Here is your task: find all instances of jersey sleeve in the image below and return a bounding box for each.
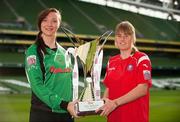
[136,55,152,87]
[25,48,63,110]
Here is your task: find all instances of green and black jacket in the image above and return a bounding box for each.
[25,43,73,113]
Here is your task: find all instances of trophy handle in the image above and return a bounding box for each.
[98,30,113,51]
[61,27,85,47]
[65,48,79,101]
[92,49,103,101]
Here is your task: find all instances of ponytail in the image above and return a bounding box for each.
[35,32,47,81]
[131,45,138,54]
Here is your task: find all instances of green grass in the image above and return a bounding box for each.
[0,90,180,122]
[0,94,30,122]
[150,89,180,122]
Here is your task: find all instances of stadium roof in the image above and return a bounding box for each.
[79,0,180,21]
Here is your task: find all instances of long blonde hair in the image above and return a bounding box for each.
[115,21,138,52]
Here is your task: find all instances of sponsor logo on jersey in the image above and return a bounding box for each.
[127,64,133,71]
[108,67,115,71]
[50,66,71,73]
[27,55,36,66]
[143,70,151,80]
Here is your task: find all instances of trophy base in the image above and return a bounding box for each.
[77,100,104,116]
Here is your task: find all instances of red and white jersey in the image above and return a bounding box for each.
[103,51,152,122]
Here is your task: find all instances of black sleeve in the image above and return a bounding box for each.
[60,101,69,110]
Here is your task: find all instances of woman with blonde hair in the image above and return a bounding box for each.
[96,21,152,122]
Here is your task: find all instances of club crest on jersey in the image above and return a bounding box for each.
[127,64,133,71]
[143,70,151,80]
[27,55,36,66]
[56,55,65,65]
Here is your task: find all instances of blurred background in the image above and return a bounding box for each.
[0,0,180,122]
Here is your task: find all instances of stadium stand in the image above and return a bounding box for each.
[0,0,180,77]
[0,0,179,40]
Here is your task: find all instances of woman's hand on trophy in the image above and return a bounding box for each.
[95,98,117,116]
[67,100,79,118]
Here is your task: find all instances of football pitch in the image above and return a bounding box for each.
[0,89,180,122]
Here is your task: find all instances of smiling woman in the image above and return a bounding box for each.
[96,21,152,122]
[40,11,61,41]
[24,8,78,122]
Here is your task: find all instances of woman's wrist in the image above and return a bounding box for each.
[113,99,119,108]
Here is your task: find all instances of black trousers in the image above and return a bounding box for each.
[29,106,74,122]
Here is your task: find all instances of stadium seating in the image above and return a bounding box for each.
[0,0,179,41]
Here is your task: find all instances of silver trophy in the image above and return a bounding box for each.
[62,27,112,116]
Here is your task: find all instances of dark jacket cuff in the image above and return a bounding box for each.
[60,101,69,110]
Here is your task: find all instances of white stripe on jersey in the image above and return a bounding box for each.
[137,55,150,66]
